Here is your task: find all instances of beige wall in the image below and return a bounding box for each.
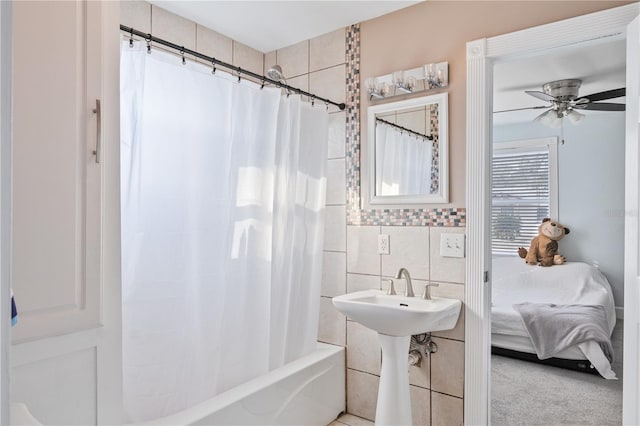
[361,0,633,208]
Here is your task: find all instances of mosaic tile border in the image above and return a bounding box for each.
[429,104,440,195]
[344,24,465,227]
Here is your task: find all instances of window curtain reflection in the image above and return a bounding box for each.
[375,122,432,196]
[120,42,328,423]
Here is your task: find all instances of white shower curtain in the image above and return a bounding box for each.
[120,42,328,422]
[375,123,432,196]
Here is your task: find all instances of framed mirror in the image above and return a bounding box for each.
[367,93,448,204]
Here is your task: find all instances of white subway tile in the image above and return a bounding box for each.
[276,40,309,78]
[429,227,466,284]
[410,385,431,426]
[381,226,430,281]
[347,273,382,293]
[232,41,264,76]
[196,25,233,64]
[347,321,381,375]
[328,112,346,159]
[121,0,151,34]
[318,296,346,346]
[324,206,346,252]
[326,158,346,206]
[151,6,196,52]
[322,251,346,298]
[431,391,463,426]
[347,226,380,275]
[310,28,346,72]
[347,369,379,421]
[430,338,464,398]
[309,65,346,113]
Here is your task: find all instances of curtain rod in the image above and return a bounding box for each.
[375,117,433,140]
[120,25,346,111]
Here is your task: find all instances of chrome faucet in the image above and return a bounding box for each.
[395,268,415,297]
[422,283,439,300]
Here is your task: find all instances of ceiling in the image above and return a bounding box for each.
[149,1,421,53]
[493,38,626,126]
[148,1,625,126]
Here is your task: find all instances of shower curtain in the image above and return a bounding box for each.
[375,122,432,196]
[120,43,328,422]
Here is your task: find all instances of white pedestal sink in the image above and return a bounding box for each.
[332,289,462,426]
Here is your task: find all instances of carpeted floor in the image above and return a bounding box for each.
[491,321,623,426]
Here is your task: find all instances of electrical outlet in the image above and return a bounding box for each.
[440,233,465,258]
[378,234,390,255]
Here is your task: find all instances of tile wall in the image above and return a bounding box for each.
[309,24,466,426]
[121,2,264,76]
[333,225,466,425]
[121,4,466,424]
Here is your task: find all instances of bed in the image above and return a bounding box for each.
[491,256,617,378]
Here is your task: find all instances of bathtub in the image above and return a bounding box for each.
[142,343,345,425]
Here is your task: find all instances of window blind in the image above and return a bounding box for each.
[492,147,551,255]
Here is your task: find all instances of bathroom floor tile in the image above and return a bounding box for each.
[334,412,375,426]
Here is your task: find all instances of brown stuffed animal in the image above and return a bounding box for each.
[518,218,570,267]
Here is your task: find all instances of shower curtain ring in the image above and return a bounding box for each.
[211,59,217,74]
[129,28,134,48]
[180,47,186,65]
[311,95,316,107]
[237,68,242,83]
[260,78,265,90]
[325,101,329,111]
[145,35,152,54]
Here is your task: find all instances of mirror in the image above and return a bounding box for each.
[367,93,448,204]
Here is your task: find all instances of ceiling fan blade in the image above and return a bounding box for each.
[493,105,548,114]
[525,91,557,102]
[578,102,625,111]
[581,88,626,102]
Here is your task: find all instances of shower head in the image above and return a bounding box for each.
[267,64,285,82]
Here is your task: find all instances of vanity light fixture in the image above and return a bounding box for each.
[424,62,448,89]
[392,71,417,94]
[364,77,391,99]
[365,62,449,101]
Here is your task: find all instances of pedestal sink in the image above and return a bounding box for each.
[332,289,462,426]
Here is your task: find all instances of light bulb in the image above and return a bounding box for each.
[392,71,405,88]
[566,109,585,125]
[364,77,376,94]
[534,109,563,128]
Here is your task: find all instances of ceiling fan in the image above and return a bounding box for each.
[495,79,626,128]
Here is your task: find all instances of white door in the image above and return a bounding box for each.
[10,1,121,424]
[623,15,640,426]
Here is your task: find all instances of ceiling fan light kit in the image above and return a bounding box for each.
[496,78,626,134]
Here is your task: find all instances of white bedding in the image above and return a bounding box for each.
[491,256,617,378]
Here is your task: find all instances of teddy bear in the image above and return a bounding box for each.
[517,218,570,266]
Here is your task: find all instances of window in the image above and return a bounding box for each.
[492,137,558,255]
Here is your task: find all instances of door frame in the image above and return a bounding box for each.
[464,3,640,425]
[623,14,639,425]
[0,1,11,424]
